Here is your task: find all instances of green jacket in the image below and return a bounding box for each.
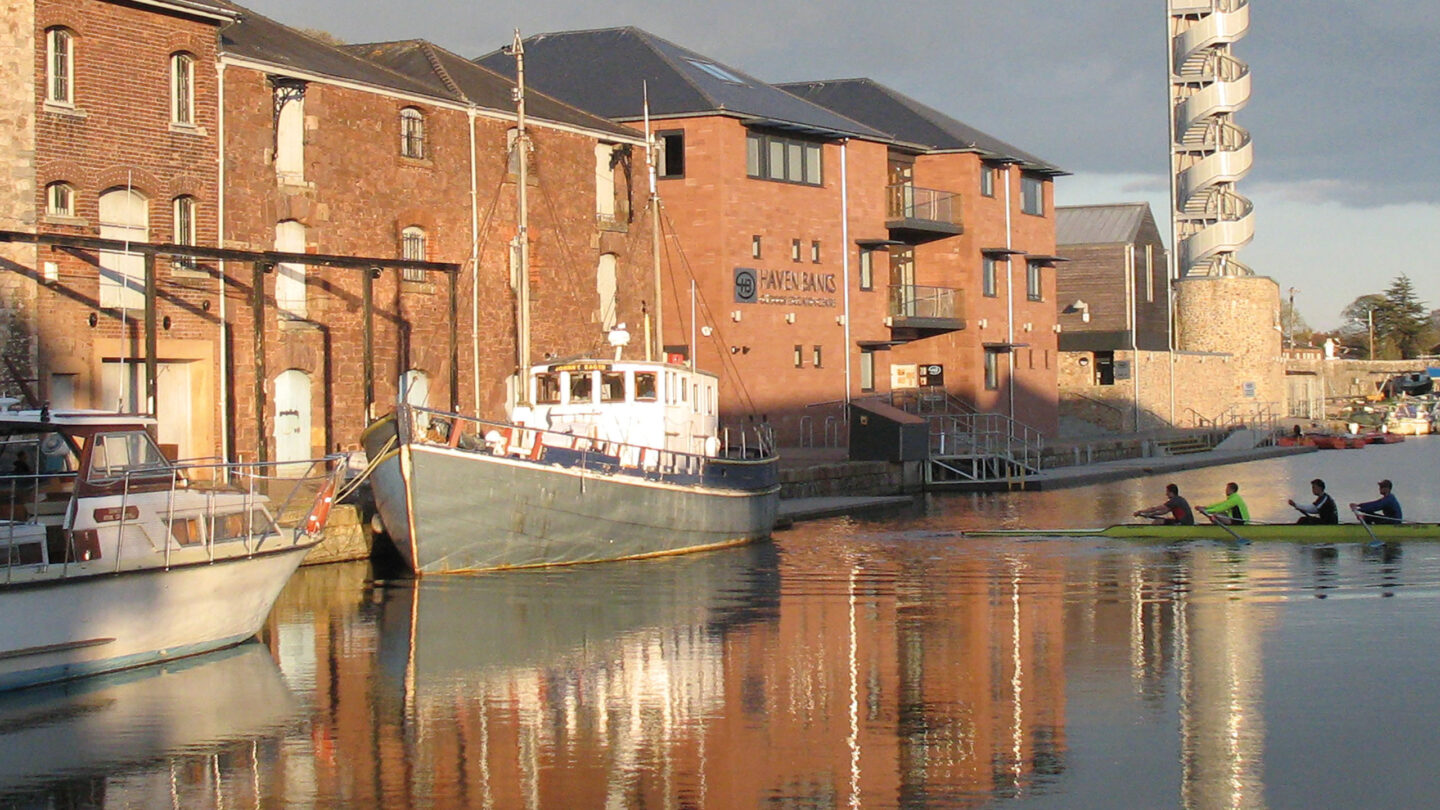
[1203,492,1251,522]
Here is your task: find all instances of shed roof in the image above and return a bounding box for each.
[1056,203,1155,245]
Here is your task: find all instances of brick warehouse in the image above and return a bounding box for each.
[2,0,654,462]
[480,29,1067,443]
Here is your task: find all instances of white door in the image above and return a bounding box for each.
[100,360,193,460]
[98,189,148,310]
[274,369,312,474]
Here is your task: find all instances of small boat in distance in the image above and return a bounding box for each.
[965,523,1440,542]
[0,407,340,692]
[362,355,781,574]
[1383,402,1434,436]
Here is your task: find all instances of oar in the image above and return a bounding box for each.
[1352,506,1382,546]
[1201,509,1249,545]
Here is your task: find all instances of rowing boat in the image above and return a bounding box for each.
[963,523,1440,542]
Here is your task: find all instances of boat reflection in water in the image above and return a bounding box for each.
[374,543,781,807]
[0,642,297,806]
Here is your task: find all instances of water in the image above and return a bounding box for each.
[3,439,1438,808]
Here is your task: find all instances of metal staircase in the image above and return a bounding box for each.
[882,391,1044,487]
[1169,0,1255,277]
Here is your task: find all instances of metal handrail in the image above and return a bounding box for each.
[887,284,964,321]
[886,184,962,226]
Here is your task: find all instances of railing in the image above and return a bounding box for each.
[1,456,339,581]
[400,406,776,484]
[928,412,1045,474]
[886,184,962,227]
[887,284,964,322]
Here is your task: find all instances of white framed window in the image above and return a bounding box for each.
[172,195,201,275]
[401,226,426,282]
[46,182,74,217]
[595,143,616,220]
[170,53,194,125]
[275,90,304,181]
[400,107,425,159]
[274,220,307,318]
[46,28,74,106]
[98,189,148,310]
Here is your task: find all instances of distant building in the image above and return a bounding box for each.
[479,28,1066,441]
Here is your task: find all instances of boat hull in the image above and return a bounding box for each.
[0,543,312,692]
[364,415,780,574]
[966,523,1440,542]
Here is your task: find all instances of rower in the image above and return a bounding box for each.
[1134,483,1195,526]
[1289,478,1339,525]
[1350,479,1402,525]
[1198,482,1250,525]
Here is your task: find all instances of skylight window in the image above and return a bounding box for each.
[685,59,745,84]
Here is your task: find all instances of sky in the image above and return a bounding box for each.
[239,0,1439,331]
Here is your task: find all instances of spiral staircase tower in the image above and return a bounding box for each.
[1168,0,1254,277]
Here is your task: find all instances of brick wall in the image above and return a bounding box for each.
[222,65,654,458]
[1,0,38,399]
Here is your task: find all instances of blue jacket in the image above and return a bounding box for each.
[1357,492,1402,522]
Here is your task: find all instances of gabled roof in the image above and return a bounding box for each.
[1056,203,1156,245]
[778,78,1064,174]
[473,27,889,141]
[138,0,237,20]
[218,5,442,98]
[345,40,641,140]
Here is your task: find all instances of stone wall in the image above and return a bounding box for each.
[0,0,37,400]
[779,459,918,498]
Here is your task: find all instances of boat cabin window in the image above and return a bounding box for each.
[88,431,171,481]
[679,375,688,403]
[535,373,561,405]
[0,432,80,480]
[569,371,594,404]
[600,371,626,403]
[635,372,658,402]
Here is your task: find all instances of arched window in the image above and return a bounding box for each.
[172,196,198,273]
[274,220,307,318]
[46,28,74,105]
[400,225,426,282]
[170,52,195,125]
[46,182,75,217]
[98,188,148,309]
[400,107,425,159]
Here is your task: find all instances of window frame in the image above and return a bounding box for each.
[810,240,821,264]
[46,28,74,106]
[1021,173,1045,216]
[1026,261,1043,302]
[46,182,75,218]
[982,256,998,298]
[655,130,685,179]
[171,195,202,275]
[859,349,875,392]
[984,349,1001,391]
[170,52,195,126]
[401,226,427,283]
[979,164,996,198]
[400,107,426,160]
[858,248,874,291]
[746,130,823,186]
[751,235,762,259]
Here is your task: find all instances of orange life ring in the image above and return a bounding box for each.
[304,480,336,535]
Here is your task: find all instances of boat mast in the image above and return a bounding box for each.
[511,29,531,406]
[644,83,662,363]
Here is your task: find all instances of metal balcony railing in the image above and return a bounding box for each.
[886,184,962,228]
[888,284,964,322]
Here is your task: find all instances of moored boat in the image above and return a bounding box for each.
[964,523,1440,542]
[0,408,340,692]
[362,357,781,574]
[1383,403,1433,436]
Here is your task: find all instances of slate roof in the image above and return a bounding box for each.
[779,78,1064,174]
[473,27,888,141]
[344,40,639,140]
[1056,203,1154,245]
[218,5,442,99]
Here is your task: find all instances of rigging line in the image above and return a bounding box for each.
[655,202,761,415]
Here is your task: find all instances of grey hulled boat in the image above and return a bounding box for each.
[361,357,780,574]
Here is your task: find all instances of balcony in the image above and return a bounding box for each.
[886,284,966,339]
[886,184,964,242]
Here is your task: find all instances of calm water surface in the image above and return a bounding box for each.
[4,439,1439,808]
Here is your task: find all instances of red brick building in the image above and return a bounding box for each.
[480,29,1066,441]
[3,1,651,463]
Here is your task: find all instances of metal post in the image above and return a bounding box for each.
[252,262,268,464]
[144,252,158,418]
[364,267,375,419]
[449,269,460,413]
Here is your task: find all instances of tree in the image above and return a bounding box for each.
[1338,294,1384,358]
[1281,300,1311,346]
[1374,274,1428,359]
